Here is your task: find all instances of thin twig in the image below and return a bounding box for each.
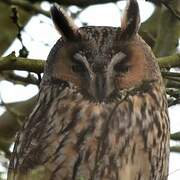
[166,80,180,89]
[1,71,39,86]
[168,98,180,107]
[164,76,180,83]
[11,6,29,57]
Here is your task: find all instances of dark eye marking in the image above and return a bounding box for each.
[110,51,130,73]
[113,60,130,73]
[71,53,87,73]
[72,60,86,73]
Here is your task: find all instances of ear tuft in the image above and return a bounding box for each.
[50,3,79,40]
[121,0,140,40]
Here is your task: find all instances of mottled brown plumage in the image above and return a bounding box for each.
[8,0,170,180]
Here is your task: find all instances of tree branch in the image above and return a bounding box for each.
[171,132,180,141]
[161,0,180,20]
[158,53,180,68]
[170,146,180,153]
[0,54,179,75]
[2,0,180,20]
[166,80,180,89]
[0,1,32,55]
[0,71,39,85]
[0,55,44,74]
[27,0,167,7]
[162,71,180,78]
[0,0,50,17]
[21,0,122,7]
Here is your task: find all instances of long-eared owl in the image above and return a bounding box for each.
[8,0,170,180]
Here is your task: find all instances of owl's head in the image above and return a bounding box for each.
[46,0,160,102]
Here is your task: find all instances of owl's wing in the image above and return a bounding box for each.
[8,166,51,180]
[7,82,68,180]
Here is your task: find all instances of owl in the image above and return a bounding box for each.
[8,0,170,180]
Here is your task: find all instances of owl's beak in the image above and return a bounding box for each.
[90,73,113,102]
[95,75,106,101]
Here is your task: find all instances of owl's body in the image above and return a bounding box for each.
[9,78,169,180]
[8,1,170,180]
